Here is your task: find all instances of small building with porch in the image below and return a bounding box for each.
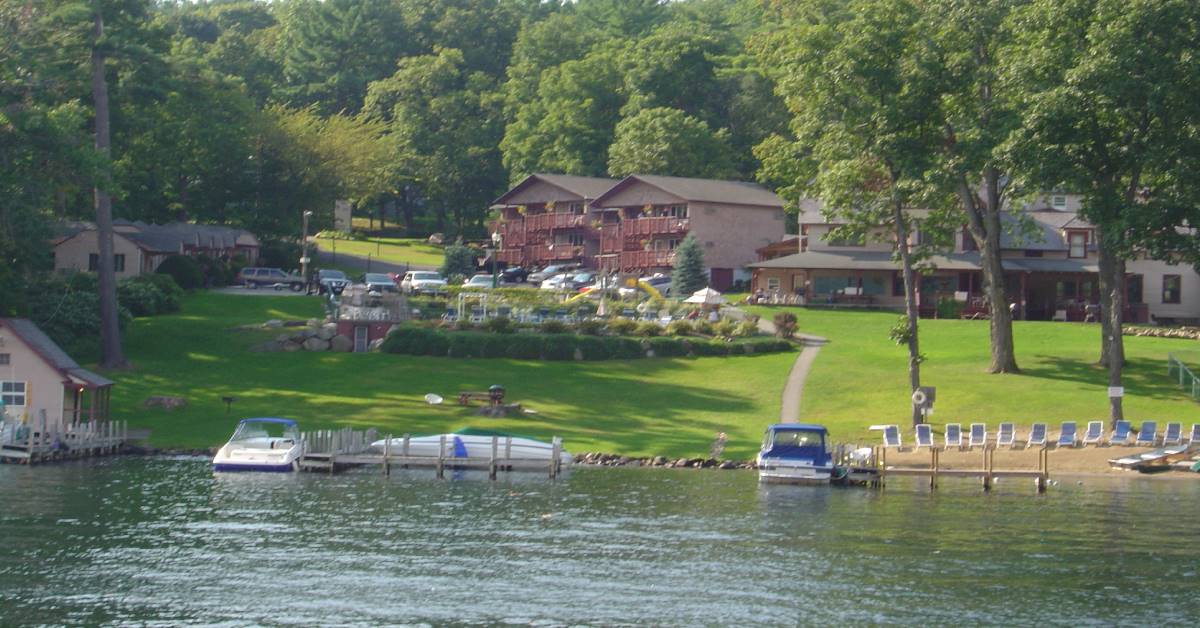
[0,319,113,432]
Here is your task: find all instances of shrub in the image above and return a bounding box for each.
[447,332,508,358]
[690,338,731,356]
[539,320,569,334]
[258,239,302,270]
[440,244,476,279]
[936,297,965,319]
[665,320,694,336]
[633,321,662,337]
[504,334,543,359]
[540,334,578,360]
[117,278,165,317]
[646,336,686,357]
[481,316,516,334]
[156,255,205,290]
[143,274,183,312]
[24,273,130,360]
[712,319,738,338]
[381,325,449,356]
[576,319,606,336]
[574,335,611,360]
[454,319,475,331]
[735,320,759,337]
[606,317,637,336]
[607,337,644,359]
[693,320,714,336]
[773,312,798,339]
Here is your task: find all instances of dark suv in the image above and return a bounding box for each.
[237,267,305,291]
[317,269,351,295]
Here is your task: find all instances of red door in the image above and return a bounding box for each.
[709,268,733,292]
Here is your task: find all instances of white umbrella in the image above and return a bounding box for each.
[684,287,724,305]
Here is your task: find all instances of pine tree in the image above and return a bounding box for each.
[670,234,706,297]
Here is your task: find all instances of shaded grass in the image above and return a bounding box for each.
[745,306,1200,443]
[313,236,444,268]
[102,293,793,459]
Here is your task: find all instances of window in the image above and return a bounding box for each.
[0,353,8,365]
[1057,280,1077,299]
[114,254,125,272]
[566,234,584,246]
[1127,274,1143,304]
[1163,275,1181,304]
[668,204,688,218]
[1,381,26,407]
[1068,231,1087,258]
[766,277,780,291]
[823,234,864,247]
[667,239,680,250]
[1052,195,1068,209]
[88,253,99,271]
[962,228,977,252]
[893,273,905,297]
[568,202,584,214]
[88,253,126,271]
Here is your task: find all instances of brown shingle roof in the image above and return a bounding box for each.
[492,174,619,205]
[1,319,113,388]
[592,175,784,208]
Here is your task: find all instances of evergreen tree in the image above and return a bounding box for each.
[670,234,707,296]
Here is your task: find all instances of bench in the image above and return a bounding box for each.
[458,390,505,406]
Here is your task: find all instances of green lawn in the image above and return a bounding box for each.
[747,306,1200,441]
[103,293,794,459]
[313,236,444,268]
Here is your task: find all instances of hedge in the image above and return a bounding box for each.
[379,325,792,361]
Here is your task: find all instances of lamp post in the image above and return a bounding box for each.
[491,231,502,289]
[300,210,313,293]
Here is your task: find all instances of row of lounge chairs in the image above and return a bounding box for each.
[881,421,1200,449]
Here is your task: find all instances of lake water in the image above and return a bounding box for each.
[1,457,1197,625]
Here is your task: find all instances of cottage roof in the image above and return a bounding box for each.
[749,250,984,271]
[492,174,619,206]
[53,221,259,254]
[0,318,113,388]
[592,174,784,208]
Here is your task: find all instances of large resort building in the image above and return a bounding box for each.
[749,195,1200,324]
[491,174,786,291]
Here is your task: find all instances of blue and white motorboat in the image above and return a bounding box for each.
[213,418,304,472]
[756,423,833,484]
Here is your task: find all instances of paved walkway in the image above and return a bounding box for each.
[721,306,827,423]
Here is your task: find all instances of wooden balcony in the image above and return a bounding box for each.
[496,248,523,265]
[623,216,689,238]
[600,224,622,253]
[527,244,585,263]
[493,219,526,247]
[620,249,674,270]
[525,212,587,231]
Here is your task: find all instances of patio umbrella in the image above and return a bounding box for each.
[684,287,724,305]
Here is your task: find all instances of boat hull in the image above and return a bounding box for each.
[371,434,572,466]
[213,462,295,472]
[757,456,832,484]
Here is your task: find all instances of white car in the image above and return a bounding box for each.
[400,271,447,294]
[619,275,672,298]
[539,273,571,291]
[463,274,497,289]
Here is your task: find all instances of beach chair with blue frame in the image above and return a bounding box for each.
[1081,420,1103,446]
[1161,422,1182,446]
[1056,422,1077,448]
[1189,424,1200,445]
[997,422,1015,448]
[968,423,987,448]
[915,424,933,449]
[1028,423,1047,447]
[944,423,962,449]
[1135,421,1157,446]
[882,425,902,449]
[1109,420,1132,446]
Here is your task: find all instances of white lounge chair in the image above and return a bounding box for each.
[1057,421,1077,448]
[1109,420,1132,446]
[944,423,962,449]
[1189,424,1200,445]
[1082,420,1103,446]
[997,423,1015,448]
[1162,422,1182,446]
[1028,423,1048,447]
[1135,421,1157,446]
[915,424,933,449]
[968,423,987,448]
[882,425,902,449]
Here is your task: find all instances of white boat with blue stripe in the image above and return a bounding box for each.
[756,424,834,484]
[212,418,303,472]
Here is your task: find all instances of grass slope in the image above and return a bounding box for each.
[106,293,793,459]
[313,236,444,268]
[748,306,1200,441]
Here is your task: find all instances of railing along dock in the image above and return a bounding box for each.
[0,417,128,465]
[832,442,1050,493]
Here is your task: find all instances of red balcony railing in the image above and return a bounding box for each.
[600,224,622,253]
[623,216,689,238]
[525,212,586,231]
[496,248,523,265]
[620,249,675,270]
[493,219,525,247]
[526,244,585,263]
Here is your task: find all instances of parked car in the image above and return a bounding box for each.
[318,269,351,295]
[501,266,530,284]
[463,273,497,289]
[237,267,305,291]
[619,274,672,298]
[362,272,398,293]
[565,271,597,292]
[539,273,571,291]
[527,264,579,285]
[400,271,447,295]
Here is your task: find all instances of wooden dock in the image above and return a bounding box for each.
[0,418,128,465]
[298,428,566,479]
[832,443,1050,492]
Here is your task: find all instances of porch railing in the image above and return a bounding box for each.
[1167,354,1200,401]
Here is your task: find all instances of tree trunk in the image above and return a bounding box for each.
[892,191,922,426]
[1096,236,1125,426]
[92,11,125,369]
[959,176,1019,373]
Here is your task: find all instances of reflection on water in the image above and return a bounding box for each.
[1,458,1198,625]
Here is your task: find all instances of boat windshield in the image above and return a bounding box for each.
[230,420,299,443]
[771,430,824,448]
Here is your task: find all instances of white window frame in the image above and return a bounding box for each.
[1,381,27,408]
[0,353,9,366]
[766,277,781,291]
[1052,195,1068,209]
[668,204,688,218]
[1068,231,1087,258]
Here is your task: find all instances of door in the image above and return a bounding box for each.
[709,268,733,292]
[353,326,368,353]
